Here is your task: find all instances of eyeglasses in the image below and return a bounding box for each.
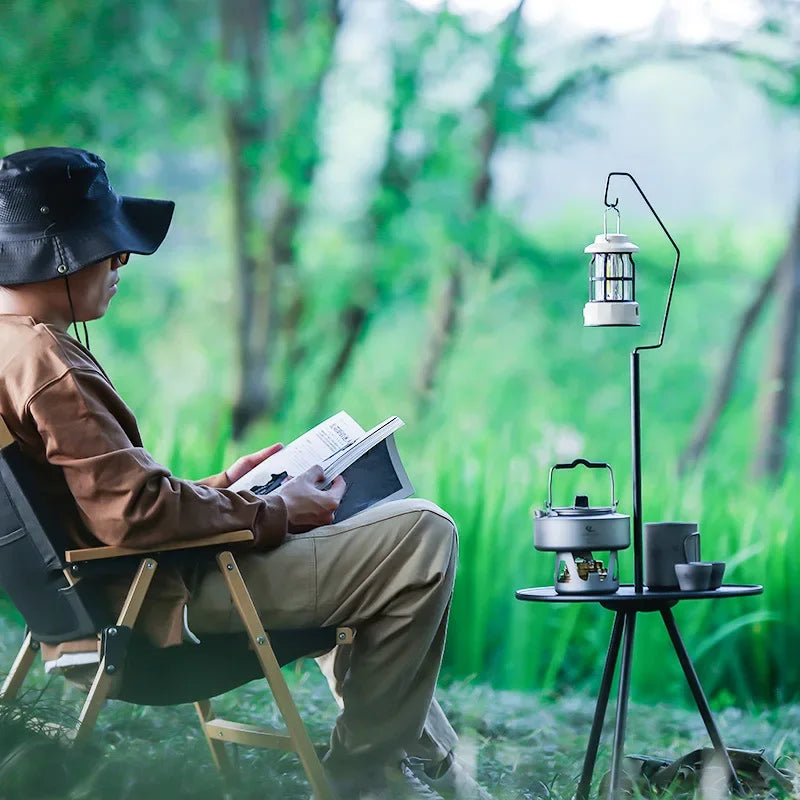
[115,252,130,266]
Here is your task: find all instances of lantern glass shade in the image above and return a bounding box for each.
[590,253,635,302]
[583,232,640,326]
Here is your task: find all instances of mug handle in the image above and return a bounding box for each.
[682,531,700,562]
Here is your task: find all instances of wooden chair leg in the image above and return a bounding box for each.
[215,550,335,800]
[0,631,38,703]
[74,557,158,744]
[195,699,237,779]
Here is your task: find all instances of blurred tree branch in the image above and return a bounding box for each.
[0,0,215,157]
[312,2,448,417]
[676,2,799,477]
[304,0,647,415]
[678,258,781,474]
[415,0,527,411]
[751,197,800,479]
[414,17,632,410]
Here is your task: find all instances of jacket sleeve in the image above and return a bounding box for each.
[27,367,287,550]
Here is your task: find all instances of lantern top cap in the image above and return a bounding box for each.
[584,233,639,254]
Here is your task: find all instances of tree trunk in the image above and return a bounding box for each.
[678,258,780,473]
[221,0,272,439]
[313,11,443,414]
[313,305,368,419]
[270,0,343,415]
[751,194,800,479]
[412,0,525,411]
[415,266,463,408]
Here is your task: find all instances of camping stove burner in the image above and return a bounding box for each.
[558,553,608,583]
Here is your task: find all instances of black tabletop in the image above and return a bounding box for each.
[515,584,763,611]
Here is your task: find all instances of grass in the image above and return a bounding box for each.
[2,216,797,710]
[1,620,799,800]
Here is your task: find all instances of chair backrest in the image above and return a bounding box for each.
[0,415,343,708]
[0,417,108,643]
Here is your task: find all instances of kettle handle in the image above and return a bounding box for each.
[547,459,617,511]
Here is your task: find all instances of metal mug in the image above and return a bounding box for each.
[644,521,700,590]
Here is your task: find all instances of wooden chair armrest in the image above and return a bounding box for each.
[64,530,254,563]
[0,417,13,448]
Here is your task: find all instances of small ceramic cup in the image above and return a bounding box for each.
[708,561,726,590]
[674,561,713,592]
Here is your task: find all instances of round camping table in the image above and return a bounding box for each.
[515,584,763,799]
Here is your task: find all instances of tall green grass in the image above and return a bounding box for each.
[1,215,794,708]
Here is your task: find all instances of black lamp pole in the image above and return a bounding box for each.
[603,173,681,593]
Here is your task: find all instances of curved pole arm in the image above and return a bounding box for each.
[604,172,681,353]
[603,172,681,593]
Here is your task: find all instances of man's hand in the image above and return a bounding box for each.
[276,465,346,531]
[224,443,284,487]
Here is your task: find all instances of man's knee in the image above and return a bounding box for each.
[418,507,457,546]
[317,499,458,575]
[337,498,456,540]
[380,497,455,528]
[412,507,458,575]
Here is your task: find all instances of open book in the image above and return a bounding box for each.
[229,411,414,523]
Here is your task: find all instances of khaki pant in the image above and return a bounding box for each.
[187,498,459,767]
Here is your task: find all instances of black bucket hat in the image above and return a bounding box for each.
[0,147,175,286]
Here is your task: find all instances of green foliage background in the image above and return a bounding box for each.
[1,0,798,713]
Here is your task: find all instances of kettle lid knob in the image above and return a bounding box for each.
[574,494,589,508]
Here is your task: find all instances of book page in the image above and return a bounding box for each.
[229,411,365,492]
[332,434,414,522]
[321,416,404,482]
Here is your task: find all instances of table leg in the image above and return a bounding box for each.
[607,611,636,800]
[576,612,625,800]
[660,608,745,795]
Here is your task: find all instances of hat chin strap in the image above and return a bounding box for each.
[63,276,90,350]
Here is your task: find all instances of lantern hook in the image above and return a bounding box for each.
[603,175,620,209]
[603,172,680,353]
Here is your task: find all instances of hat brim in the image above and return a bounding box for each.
[0,195,175,285]
[67,195,175,268]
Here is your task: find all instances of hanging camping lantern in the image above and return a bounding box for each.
[583,207,640,327]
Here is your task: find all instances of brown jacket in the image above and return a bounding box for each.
[0,314,287,650]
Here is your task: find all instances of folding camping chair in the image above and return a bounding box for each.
[0,418,352,800]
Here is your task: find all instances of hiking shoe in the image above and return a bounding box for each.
[405,753,493,800]
[321,759,445,799]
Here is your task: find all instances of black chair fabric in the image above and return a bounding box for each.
[0,442,109,642]
[118,628,337,706]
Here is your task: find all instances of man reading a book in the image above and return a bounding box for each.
[0,147,491,800]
